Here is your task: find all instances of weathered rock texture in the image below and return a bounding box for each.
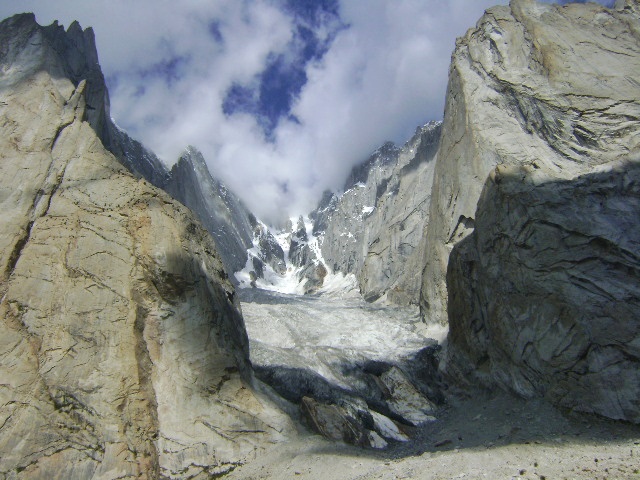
[436,0,640,422]
[252,221,287,276]
[318,122,441,304]
[421,0,640,324]
[0,14,289,478]
[448,160,640,422]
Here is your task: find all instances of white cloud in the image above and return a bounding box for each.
[0,0,514,222]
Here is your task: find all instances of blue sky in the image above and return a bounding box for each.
[0,0,619,221]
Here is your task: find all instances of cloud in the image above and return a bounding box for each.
[0,0,616,223]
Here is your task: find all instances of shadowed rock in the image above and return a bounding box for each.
[447,161,640,423]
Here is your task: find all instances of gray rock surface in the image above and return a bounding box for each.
[289,216,313,267]
[300,397,375,448]
[252,221,287,276]
[0,13,258,280]
[318,122,441,305]
[421,0,640,324]
[447,160,640,423]
[436,0,640,422]
[0,14,290,478]
[109,124,169,188]
[163,146,255,275]
[357,123,441,304]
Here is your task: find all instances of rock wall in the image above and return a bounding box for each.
[436,0,640,422]
[163,147,255,275]
[319,122,440,304]
[358,123,440,304]
[0,14,289,478]
[421,0,640,323]
[447,160,640,422]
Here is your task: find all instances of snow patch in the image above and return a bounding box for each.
[362,206,374,215]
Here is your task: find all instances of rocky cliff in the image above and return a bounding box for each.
[0,12,258,280]
[448,160,640,422]
[162,147,256,275]
[421,0,640,324]
[0,13,289,477]
[0,11,168,186]
[317,122,441,304]
[433,0,640,422]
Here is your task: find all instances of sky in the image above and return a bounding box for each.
[0,0,616,222]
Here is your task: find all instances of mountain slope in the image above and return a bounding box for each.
[163,146,256,274]
[0,12,259,280]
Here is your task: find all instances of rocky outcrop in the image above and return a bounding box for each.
[0,13,258,280]
[0,14,290,478]
[421,0,640,324]
[259,359,439,448]
[448,160,640,422]
[318,122,441,304]
[436,0,640,422]
[251,220,287,276]
[309,189,339,236]
[288,216,312,267]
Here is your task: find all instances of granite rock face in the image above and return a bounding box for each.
[251,220,287,276]
[289,216,313,268]
[0,14,290,478]
[0,13,167,186]
[421,0,640,324]
[448,160,640,422]
[0,13,257,279]
[163,147,256,275]
[357,123,441,304]
[318,122,441,304]
[436,0,640,422]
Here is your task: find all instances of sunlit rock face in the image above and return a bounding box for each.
[0,13,290,478]
[0,12,257,280]
[421,0,640,324]
[317,122,441,305]
[429,0,640,422]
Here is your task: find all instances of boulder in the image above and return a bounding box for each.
[447,160,640,422]
[435,0,640,422]
[379,367,437,426]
